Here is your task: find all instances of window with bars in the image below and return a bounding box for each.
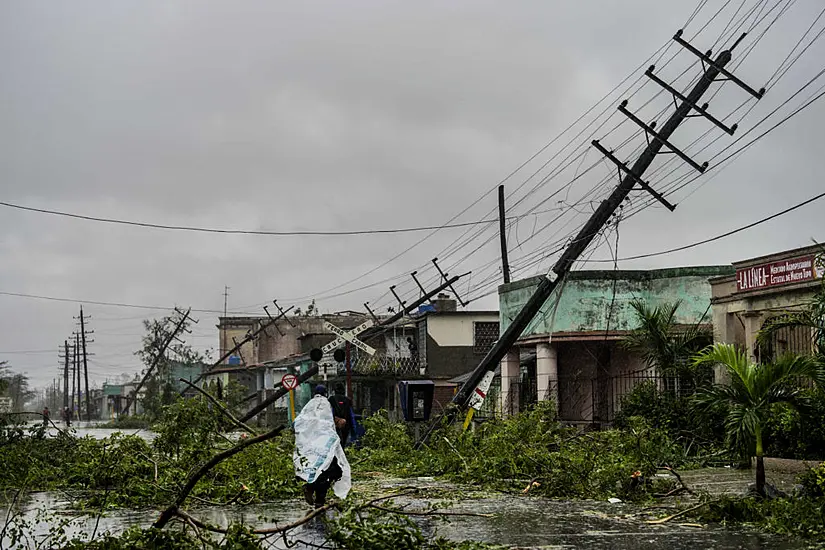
[473,321,500,354]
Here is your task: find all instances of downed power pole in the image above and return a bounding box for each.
[419,31,762,446]
[239,272,470,423]
[124,308,192,416]
[187,302,294,388]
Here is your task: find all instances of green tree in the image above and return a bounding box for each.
[0,363,35,412]
[693,343,823,496]
[622,299,712,388]
[135,314,209,420]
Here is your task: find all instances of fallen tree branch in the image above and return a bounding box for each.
[442,436,469,474]
[0,411,70,436]
[368,504,494,518]
[654,466,694,498]
[152,425,285,529]
[136,451,159,482]
[171,489,420,538]
[645,501,712,525]
[175,503,336,535]
[178,378,258,436]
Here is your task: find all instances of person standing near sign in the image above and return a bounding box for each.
[329,383,354,446]
[293,384,351,509]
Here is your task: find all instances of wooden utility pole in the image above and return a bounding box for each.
[498,185,511,284]
[63,340,70,410]
[79,307,92,421]
[74,333,80,420]
[345,341,352,400]
[441,30,763,427]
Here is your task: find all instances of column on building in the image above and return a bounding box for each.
[499,348,520,416]
[536,341,558,405]
[742,312,764,364]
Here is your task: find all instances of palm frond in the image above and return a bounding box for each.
[724,404,762,453]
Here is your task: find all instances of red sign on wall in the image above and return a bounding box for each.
[736,254,824,292]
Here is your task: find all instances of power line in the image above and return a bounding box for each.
[0,199,543,237]
[584,190,825,263]
[0,290,231,314]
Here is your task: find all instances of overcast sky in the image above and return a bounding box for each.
[1,1,823,389]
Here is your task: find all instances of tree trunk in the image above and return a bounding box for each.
[755,428,765,497]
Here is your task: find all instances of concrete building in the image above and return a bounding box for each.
[710,244,824,370]
[100,379,143,419]
[496,266,733,424]
[214,297,499,422]
[413,295,499,411]
[213,311,420,422]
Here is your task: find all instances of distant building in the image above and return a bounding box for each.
[213,296,500,423]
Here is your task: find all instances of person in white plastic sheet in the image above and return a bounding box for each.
[293,384,352,508]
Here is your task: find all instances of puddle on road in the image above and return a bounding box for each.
[2,489,811,549]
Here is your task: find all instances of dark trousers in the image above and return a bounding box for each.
[337,426,350,447]
[308,457,342,507]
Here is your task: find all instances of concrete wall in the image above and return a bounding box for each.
[499,267,733,337]
[426,313,499,347]
[421,312,499,380]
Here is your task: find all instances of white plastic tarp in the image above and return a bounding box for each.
[292,395,352,499]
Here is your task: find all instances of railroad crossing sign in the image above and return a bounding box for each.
[322,320,376,356]
[281,373,299,391]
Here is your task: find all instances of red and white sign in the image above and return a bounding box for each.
[281,373,299,391]
[468,370,496,411]
[736,254,824,292]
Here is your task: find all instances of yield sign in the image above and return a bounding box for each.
[322,320,376,356]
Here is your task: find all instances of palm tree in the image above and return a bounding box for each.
[693,343,822,496]
[622,299,712,388]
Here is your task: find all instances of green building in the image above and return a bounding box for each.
[495,266,733,425]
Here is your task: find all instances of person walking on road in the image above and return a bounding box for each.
[293,385,351,509]
[329,383,354,446]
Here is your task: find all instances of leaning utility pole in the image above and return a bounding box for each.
[498,185,511,284]
[79,307,92,422]
[444,30,763,424]
[123,308,192,415]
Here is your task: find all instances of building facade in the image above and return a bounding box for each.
[710,244,824,373]
[496,266,733,424]
[413,298,499,411]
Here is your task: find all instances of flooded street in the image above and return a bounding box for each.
[3,475,815,549]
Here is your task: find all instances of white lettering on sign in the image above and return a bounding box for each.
[736,254,821,292]
[322,321,376,356]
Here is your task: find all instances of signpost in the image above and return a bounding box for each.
[282,373,298,422]
[322,321,376,355]
[322,320,375,399]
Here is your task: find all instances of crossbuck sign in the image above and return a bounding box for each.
[322,320,376,356]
